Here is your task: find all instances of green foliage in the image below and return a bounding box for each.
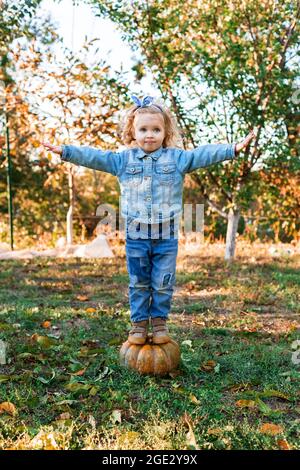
[0,0,299,246]
[0,5,131,245]
[88,0,300,243]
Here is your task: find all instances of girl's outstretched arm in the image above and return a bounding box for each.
[176,129,256,174]
[41,142,125,176]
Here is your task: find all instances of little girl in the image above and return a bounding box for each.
[42,95,255,345]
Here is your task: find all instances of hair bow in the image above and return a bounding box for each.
[131,95,163,113]
[131,95,154,108]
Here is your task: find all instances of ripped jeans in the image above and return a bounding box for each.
[125,234,178,322]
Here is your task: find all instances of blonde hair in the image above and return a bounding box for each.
[121,100,183,148]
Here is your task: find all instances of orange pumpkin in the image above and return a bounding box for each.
[120,334,180,376]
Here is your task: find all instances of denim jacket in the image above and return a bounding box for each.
[61,143,235,237]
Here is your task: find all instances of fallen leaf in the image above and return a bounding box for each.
[259,423,284,436]
[94,367,112,381]
[111,409,122,424]
[30,431,59,450]
[189,394,201,405]
[0,402,17,416]
[172,382,186,394]
[89,386,99,396]
[207,428,223,436]
[65,383,92,393]
[85,308,96,314]
[289,324,298,332]
[36,369,56,384]
[260,390,291,401]
[72,368,86,377]
[186,281,196,291]
[236,400,257,409]
[201,360,217,372]
[76,295,89,301]
[215,350,229,356]
[108,337,123,346]
[0,375,11,383]
[58,412,71,420]
[54,400,78,407]
[182,412,198,450]
[228,383,252,393]
[256,398,276,416]
[88,415,96,429]
[78,347,104,357]
[277,439,290,450]
[31,334,56,349]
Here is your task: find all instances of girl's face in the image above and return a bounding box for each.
[132,113,165,153]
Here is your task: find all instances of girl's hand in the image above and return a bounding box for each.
[41,142,63,155]
[235,130,256,154]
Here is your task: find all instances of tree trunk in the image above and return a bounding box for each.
[66,165,75,246]
[225,208,240,261]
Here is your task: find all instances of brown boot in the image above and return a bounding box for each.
[151,317,170,344]
[128,320,148,345]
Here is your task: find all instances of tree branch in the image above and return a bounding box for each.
[191,172,228,219]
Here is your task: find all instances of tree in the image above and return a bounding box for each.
[89,0,300,259]
[1,1,131,246]
[2,33,130,245]
[32,40,130,245]
[0,0,57,248]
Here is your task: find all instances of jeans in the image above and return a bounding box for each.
[125,224,178,322]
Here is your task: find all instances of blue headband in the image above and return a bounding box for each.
[131,95,163,112]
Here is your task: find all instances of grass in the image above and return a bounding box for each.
[0,243,299,450]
